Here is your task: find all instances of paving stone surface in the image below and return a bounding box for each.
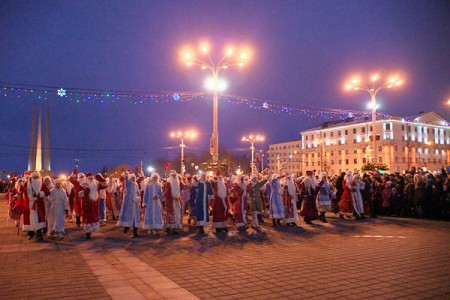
[0,193,449,299]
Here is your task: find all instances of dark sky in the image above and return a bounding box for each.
[1,0,449,175]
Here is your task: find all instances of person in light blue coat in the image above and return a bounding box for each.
[117,171,141,237]
[143,173,164,234]
[269,174,285,227]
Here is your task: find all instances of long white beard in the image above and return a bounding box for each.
[217,177,227,198]
[302,177,316,190]
[345,175,353,188]
[62,181,73,194]
[286,180,296,196]
[87,179,99,200]
[31,178,42,193]
[28,178,42,199]
[170,178,180,198]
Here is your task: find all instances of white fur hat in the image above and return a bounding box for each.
[250,174,257,180]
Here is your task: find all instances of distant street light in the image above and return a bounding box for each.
[170,130,197,175]
[182,43,251,164]
[241,135,265,175]
[345,73,403,163]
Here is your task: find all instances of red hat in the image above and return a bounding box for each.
[216,170,222,176]
[86,172,94,178]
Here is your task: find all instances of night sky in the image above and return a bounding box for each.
[1,1,449,176]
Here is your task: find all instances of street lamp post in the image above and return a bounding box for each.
[182,44,250,164]
[170,130,197,176]
[242,135,264,175]
[345,73,403,163]
[259,150,265,172]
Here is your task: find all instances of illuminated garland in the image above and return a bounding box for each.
[0,81,420,122]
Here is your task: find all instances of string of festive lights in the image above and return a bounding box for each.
[1,81,423,122]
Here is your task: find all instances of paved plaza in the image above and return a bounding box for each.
[0,194,449,300]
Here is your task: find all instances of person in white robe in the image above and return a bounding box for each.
[48,179,70,239]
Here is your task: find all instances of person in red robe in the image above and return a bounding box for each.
[70,169,107,239]
[69,171,86,227]
[211,170,229,233]
[282,174,298,226]
[164,170,184,234]
[230,174,248,231]
[21,171,51,240]
[338,171,355,219]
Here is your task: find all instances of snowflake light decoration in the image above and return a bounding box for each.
[57,88,66,97]
[262,102,269,109]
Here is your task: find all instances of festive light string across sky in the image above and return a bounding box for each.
[1,81,398,120]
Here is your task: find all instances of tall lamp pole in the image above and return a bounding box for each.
[242,135,265,175]
[170,130,197,176]
[345,74,403,163]
[182,44,250,164]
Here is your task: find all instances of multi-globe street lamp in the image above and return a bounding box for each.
[345,73,403,163]
[170,130,197,175]
[182,43,250,164]
[241,135,265,175]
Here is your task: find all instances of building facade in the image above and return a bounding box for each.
[268,111,449,176]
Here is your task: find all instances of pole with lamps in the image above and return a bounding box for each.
[345,73,403,163]
[182,44,251,164]
[170,130,197,176]
[242,135,264,174]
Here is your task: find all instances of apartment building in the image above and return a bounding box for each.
[268,111,449,176]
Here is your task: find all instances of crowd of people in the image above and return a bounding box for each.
[4,165,450,241]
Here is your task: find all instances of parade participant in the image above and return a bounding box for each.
[211,170,229,233]
[47,179,70,239]
[117,171,142,237]
[181,176,191,216]
[338,171,356,219]
[187,175,198,225]
[195,172,214,234]
[22,171,51,240]
[69,170,86,227]
[98,177,108,226]
[299,170,318,224]
[334,172,345,213]
[352,173,365,219]
[268,173,284,227]
[258,172,268,223]
[248,173,269,229]
[230,174,248,231]
[316,173,336,223]
[77,172,108,239]
[300,171,318,225]
[61,177,74,222]
[164,170,184,234]
[282,174,298,226]
[43,176,54,234]
[106,178,121,220]
[143,173,164,234]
